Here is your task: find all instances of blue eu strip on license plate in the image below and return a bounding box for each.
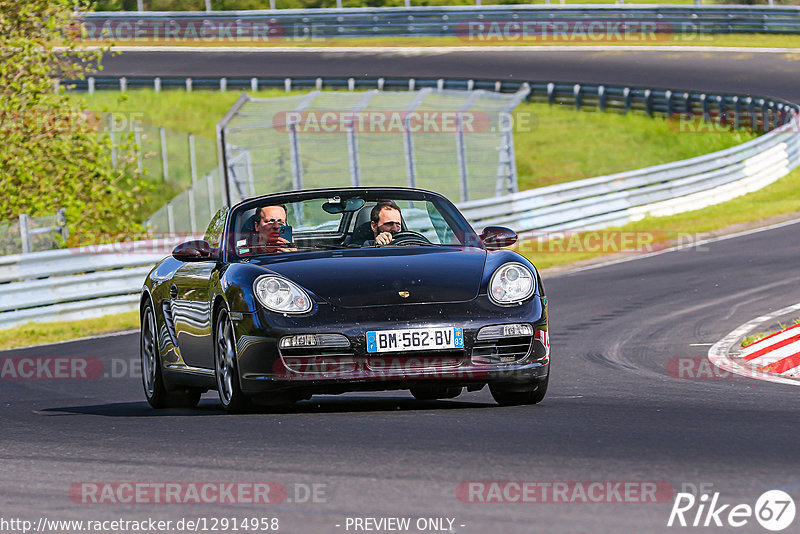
[366,327,464,354]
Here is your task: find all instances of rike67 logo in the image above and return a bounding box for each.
[668,490,796,531]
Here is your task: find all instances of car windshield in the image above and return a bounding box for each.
[228,192,479,258]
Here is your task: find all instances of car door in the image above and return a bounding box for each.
[171,207,228,371]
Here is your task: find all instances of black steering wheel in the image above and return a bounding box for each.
[386,231,431,246]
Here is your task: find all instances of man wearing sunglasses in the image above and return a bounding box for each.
[367,200,403,246]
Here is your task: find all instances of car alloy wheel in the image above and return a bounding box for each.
[215,307,250,413]
[140,300,201,409]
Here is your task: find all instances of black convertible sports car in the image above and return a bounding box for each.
[140,187,549,412]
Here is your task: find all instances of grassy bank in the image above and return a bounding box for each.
[0,312,140,351]
[69,90,757,194]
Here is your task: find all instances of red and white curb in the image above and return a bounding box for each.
[737,323,800,378]
[709,302,800,386]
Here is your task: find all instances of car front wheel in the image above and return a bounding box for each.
[215,307,250,413]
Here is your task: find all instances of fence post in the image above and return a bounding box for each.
[346,120,360,187]
[456,115,469,202]
[160,127,169,182]
[134,122,143,173]
[108,114,117,168]
[167,202,175,235]
[288,123,303,190]
[19,213,31,254]
[205,0,211,10]
[270,0,276,9]
[495,113,516,196]
[137,0,143,10]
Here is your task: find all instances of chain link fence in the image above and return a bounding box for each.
[0,210,68,256]
[220,87,529,206]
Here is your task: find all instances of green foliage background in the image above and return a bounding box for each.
[0,0,149,241]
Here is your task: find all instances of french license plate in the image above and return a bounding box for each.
[366,327,464,354]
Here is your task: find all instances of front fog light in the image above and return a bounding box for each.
[477,323,533,340]
[280,334,350,349]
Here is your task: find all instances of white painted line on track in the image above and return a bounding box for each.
[565,216,800,276]
[66,45,800,54]
[708,302,800,387]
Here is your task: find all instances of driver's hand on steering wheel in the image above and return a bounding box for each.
[375,231,393,246]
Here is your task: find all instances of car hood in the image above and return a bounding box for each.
[256,247,487,308]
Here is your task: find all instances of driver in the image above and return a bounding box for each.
[251,204,297,253]
[368,201,402,246]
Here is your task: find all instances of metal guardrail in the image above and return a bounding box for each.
[80,5,800,40]
[5,74,796,330]
[0,237,191,329]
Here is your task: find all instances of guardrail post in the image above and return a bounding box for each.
[285,78,292,92]
[573,84,582,111]
[154,77,161,92]
[598,85,606,112]
[665,90,673,117]
[348,78,355,91]
[409,78,415,91]
[316,78,323,91]
[120,77,127,92]
[160,127,169,182]
[19,213,31,254]
[437,79,444,91]
[623,87,631,114]
[467,79,474,91]
[88,77,95,95]
[186,77,193,92]
[251,77,258,92]
[701,94,709,120]
[377,78,385,91]
[644,89,653,117]
[220,78,227,92]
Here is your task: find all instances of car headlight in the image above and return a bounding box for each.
[254,275,312,314]
[488,262,535,306]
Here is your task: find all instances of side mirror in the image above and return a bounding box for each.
[480,226,517,250]
[172,240,216,262]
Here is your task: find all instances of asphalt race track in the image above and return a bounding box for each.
[3,48,800,533]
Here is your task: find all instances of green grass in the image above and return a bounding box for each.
[741,318,800,347]
[0,312,140,351]
[520,166,800,270]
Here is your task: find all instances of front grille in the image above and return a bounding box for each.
[279,346,357,375]
[472,335,533,364]
[365,351,467,372]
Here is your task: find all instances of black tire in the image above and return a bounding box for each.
[489,374,549,406]
[214,307,251,413]
[140,300,201,409]
[410,385,463,400]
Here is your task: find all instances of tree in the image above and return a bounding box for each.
[0,0,149,241]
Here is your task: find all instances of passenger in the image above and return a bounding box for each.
[252,204,296,253]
